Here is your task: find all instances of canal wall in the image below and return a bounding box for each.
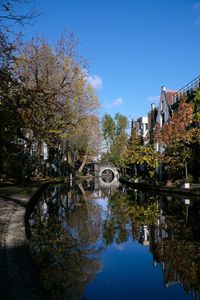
[120,178,200,197]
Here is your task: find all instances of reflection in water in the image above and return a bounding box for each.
[101,169,114,183]
[27,183,104,299]
[26,179,200,300]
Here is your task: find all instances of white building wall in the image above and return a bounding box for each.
[156,90,171,126]
[136,116,149,144]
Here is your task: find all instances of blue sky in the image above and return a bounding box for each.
[19,0,200,121]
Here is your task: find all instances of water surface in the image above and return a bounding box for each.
[26,179,200,300]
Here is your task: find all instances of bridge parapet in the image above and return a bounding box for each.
[99,166,118,177]
[93,162,119,179]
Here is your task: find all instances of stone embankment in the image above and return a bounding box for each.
[120,178,200,197]
[0,183,48,300]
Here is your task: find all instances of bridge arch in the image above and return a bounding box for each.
[99,165,119,184]
[99,175,119,188]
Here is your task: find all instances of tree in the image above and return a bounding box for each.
[114,112,129,136]
[191,89,200,181]
[124,121,142,172]
[156,99,200,180]
[123,122,158,179]
[101,113,129,166]
[0,0,40,181]
[124,144,158,179]
[0,0,38,29]
[69,114,101,174]
[193,88,200,127]
[102,113,115,151]
[15,35,99,174]
[0,33,100,181]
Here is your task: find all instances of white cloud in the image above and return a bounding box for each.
[115,244,124,251]
[87,75,102,90]
[193,2,200,26]
[112,97,123,106]
[148,95,160,104]
[193,1,200,10]
[104,97,124,108]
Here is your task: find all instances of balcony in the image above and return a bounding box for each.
[173,75,200,104]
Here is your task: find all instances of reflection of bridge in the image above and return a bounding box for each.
[99,165,118,178]
[99,175,119,189]
[99,164,119,188]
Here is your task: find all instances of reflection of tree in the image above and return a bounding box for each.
[159,241,200,293]
[28,184,103,300]
[103,192,159,245]
[103,192,131,244]
[150,197,200,299]
[129,201,159,245]
[28,183,200,300]
[103,190,200,298]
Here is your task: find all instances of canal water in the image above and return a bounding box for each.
[26,178,200,300]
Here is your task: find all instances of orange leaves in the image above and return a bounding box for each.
[156,100,199,147]
[155,99,200,175]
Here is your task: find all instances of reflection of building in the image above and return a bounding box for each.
[95,176,120,198]
[139,225,150,246]
[145,196,200,300]
[161,261,179,288]
[128,191,200,300]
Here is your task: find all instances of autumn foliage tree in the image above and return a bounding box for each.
[0,0,38,180]
[193,88,200,126]
[124,124,158,179]
[156,99,200,180]
[0,33,100,181]
[68,114,101,174]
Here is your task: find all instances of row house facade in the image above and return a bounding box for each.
[133,103,158,145]
[133,116,149,145]
[155,86,176,153]
[135,74,200,146]
[133,74,200,180]
[156,75,200,155]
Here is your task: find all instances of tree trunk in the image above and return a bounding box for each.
[78,150,89,174]
[134,164,137,176]
[185,160,188,180]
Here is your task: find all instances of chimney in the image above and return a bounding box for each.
[151,103,155,111]
[150,103,156,143]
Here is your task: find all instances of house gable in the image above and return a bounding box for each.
[156,86,176,126]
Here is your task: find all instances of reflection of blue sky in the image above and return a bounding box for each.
[95,198,108,221]
[114,243,124,251]
[84,239,192,300]
[30,182,197,300]
[83,193,193,300]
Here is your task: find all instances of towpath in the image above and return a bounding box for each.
[0,183,48,300]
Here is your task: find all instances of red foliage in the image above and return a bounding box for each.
[156,101,198,146]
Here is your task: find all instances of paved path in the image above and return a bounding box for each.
[0,189,48,300]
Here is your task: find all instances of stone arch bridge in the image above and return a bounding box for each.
[93,163,119,186]
[99,164,119,178]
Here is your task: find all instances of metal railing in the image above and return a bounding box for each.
[173,75,200,104]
